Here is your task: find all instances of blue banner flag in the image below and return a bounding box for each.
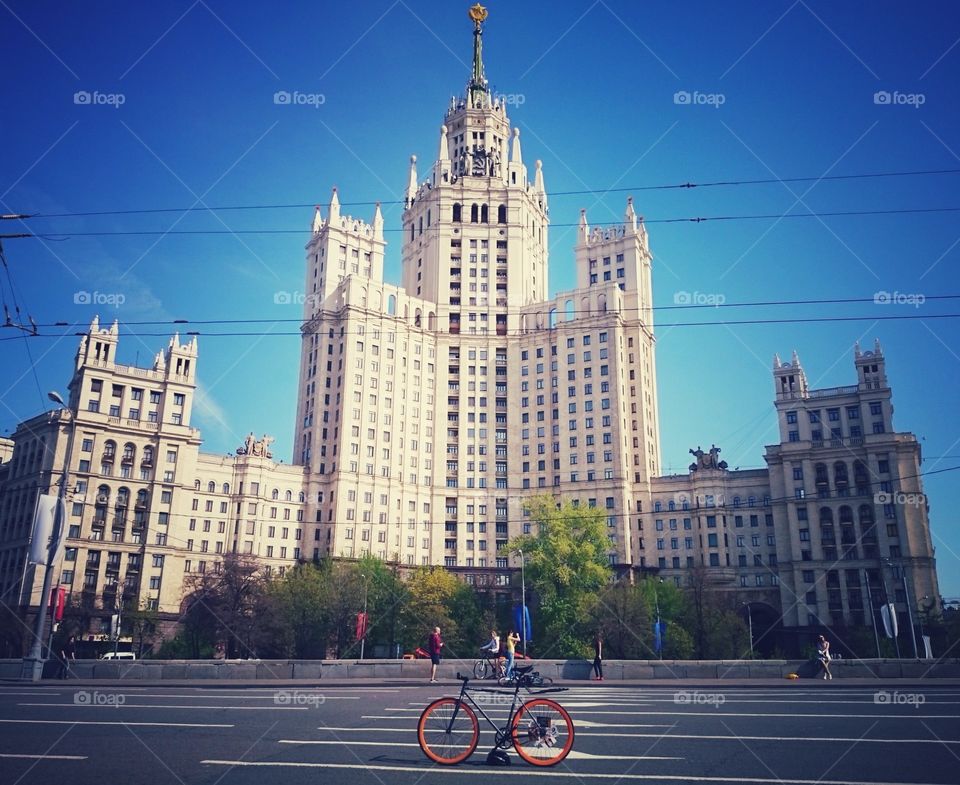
[653,620,666,652]
[513,604,532,643]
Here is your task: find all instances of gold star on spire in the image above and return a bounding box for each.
[468,4,488,25]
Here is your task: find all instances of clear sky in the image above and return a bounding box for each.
[1,1,958,596]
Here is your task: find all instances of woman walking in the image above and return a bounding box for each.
[592,632,604,681]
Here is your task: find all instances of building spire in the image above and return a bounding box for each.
[467,4,489,108]
[405,155,418,207]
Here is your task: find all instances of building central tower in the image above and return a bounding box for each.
[294,4,660,574]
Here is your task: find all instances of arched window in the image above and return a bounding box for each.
[733,496,741,508]
[298,491,305,503]
[222,483,230,495]
[96,485,111,506]
[285,490,293,502]
[480,204,489,223]
[747,496,757,507]
[122,443,135,462]
[838,505,854,524]
[142,446,154,465]
[387,294,397,315]
[194,479,201,491]
[819,507,834,524]
[470,203,479,223]
[272,489,279,500]
[103,440,116,458]
[497,204,506,224]
[415,309,422,328]
[452,203,462,222]
[136,489,149,508]
[833,461,849,485]
[668,500,676,511]
[116,487,129,508]
[208,481,216,493]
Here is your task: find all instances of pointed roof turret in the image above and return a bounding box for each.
[405,155,418,207]
[625,196,638,231]
[578,208,589,244]
[773,353,782,369]
[372,202,384,240]
[312,205,323,233]
[510,127,522,165]
[328,187,341,224]
[438,125,450,163]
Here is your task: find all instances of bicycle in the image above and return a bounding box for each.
[498,670,553,688]
[417,664,574,767]
[472,651,505,680]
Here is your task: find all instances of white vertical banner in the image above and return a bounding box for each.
[881,603,900,638]
[28,494,64,565]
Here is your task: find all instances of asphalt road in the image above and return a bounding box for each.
[1,680,959,784]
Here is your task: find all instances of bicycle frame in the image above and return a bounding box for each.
[446,674,567,750]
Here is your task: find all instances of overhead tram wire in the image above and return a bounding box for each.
[24,293,960,330]
[14,312,960,341]
[7,166,960,219]
[5,205,960,240]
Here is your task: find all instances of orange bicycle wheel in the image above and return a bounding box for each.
[511,697,574,766]
[417,698,479,765]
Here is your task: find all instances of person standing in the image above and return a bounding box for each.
[58,635,76,680]
[592,632,604,681]
[504,629,520,679]
[816,635,832,680]
[429,626,444,683]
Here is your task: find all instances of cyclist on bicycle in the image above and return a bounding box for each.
[479,629,500,665]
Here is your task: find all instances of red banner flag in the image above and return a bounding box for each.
[355,611,368,640]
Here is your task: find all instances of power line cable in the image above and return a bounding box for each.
[8,166,960,219]
[4,205,960,239]
[21,294,960,330]
[11,312,960,341]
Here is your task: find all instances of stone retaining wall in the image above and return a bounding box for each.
[2,657,959,681]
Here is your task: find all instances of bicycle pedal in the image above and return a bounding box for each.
[486,749,511,766]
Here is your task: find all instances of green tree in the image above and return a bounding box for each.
[506,496,612,658]
[398,566,480,658]
[586,581,652,659]
[263,562,329,658]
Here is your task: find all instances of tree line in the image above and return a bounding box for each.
[151,496,754,660]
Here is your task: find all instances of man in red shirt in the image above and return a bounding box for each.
[429,626,443,683]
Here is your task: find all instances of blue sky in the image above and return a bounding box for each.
[1,1,958,595]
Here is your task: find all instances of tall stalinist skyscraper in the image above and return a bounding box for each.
[294,4,661,572]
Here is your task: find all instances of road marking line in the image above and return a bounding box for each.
[276,740,680,760]
[0,718,232,727]
[309,727,960,745]
[17,702,309,711]
[363,715,671,727]
[199,760,955,784]
[573,731,960,745]
[0,753,87,760]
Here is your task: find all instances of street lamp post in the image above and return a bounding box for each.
[359,574,368,661]
[22,391,77,681]
[517,549,526,658]
[741,602,754,657]
[654,579,663,660]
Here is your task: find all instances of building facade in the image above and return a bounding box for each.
[0,7,939,655]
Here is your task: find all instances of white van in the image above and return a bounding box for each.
[100,651,136,660]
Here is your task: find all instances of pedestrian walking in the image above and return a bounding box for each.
[816,635,832,680]
[592,632,604,681]
[504,629,520,678]
[429,626,444,683]
[58,635,76,680]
